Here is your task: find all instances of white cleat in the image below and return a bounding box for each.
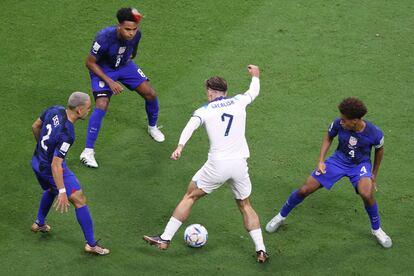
[372,228,392,248]
[80,148,99,168]
[148,125,165,142]
[265,213,285,233]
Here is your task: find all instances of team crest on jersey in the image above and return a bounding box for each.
[349,136,358,146]
[52,115,60,126]
[118,47,126,54]
[99,81,105,88]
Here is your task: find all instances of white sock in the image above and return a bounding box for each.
[84,148,94,153]
[160,217,182,241]
[249,228,266,252]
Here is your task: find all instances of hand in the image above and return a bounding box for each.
[316,161,326,175]
[54,193,70,213]
[170,145,184,160]
[247,64,260,78]
[108,80,124,95]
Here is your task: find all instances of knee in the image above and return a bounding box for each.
[297,186,310,198]
[139,85,157,100]
[359,190,373,202]
[95,99,109,111]
[71,193,87,208]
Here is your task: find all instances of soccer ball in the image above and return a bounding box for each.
[184,224,208,248]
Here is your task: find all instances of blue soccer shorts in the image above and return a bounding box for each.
[311,156,372,190]
[33,167,81,197]
[90,61,148,99]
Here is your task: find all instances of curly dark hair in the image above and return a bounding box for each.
[205,76,227,92]
[116,7,142,23]
[338,97,368,119]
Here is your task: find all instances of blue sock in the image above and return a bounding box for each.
[36,190,56,225]
[85,108,106,149]
[145,97,159,127]
[280,190,304,217]
[75,205,96,246]
[365,202,381,230]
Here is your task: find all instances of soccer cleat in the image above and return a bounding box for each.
[31,222,51,233]
[256,250,269,263]
[84,242,110,255]
[80,148,98,168]
[148,126,165,142]
[143,235,170,250]
[372,228,392,248]
[265,213,285,233]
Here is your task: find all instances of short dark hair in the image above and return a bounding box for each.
[338,97,367,119]
[205,76,227,92]
[116,7,142,23]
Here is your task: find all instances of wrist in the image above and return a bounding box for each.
[59,188,66,194]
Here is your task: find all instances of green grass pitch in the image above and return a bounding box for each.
[0,0,413,274]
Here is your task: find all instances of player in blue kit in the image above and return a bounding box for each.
[31,92,110,255]
[265,97,392,248]
[80,7,165,168]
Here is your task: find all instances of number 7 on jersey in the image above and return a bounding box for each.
[221,113,233,136]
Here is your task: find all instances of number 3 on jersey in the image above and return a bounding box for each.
[221,113,233,136]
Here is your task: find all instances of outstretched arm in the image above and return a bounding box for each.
[316,133,334,174]
[171,117,202,160]
[243,65,260,103]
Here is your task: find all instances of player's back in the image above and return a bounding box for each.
[195,95,250,160]
[32,106,74,173]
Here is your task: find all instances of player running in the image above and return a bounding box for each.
[144,65,269,263]
[266,97,392,248]
[80,7,165,168]
[31,92,109,255]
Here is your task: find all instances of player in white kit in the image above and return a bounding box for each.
[144,65,268,263]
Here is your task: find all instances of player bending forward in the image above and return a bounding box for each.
[266,97,392,248]
[144,65,269,263]
[80,7,165,168]
[31,92,109,255]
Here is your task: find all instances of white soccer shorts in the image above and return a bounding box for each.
[192,158,252,200]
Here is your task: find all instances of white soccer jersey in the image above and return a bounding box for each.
[178,77,260,160]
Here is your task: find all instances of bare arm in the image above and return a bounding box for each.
[371,146,384,189]
[85,54,123,94]
[32,118,43,141]
[317,133,334,174]
[51,156,70,213]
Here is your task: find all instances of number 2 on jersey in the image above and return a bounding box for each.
[221,113,233,136]
[41,124,52,151]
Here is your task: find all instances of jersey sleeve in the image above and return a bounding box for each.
[178,116,202,146]
[233,77,260,106]
[328,118,341,138]
[373,127,384,149]
[89,33,108,59]
[53,134,74,159]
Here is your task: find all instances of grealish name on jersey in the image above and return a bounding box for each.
[210,99,235,109]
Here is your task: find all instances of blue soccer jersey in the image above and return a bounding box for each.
[32,106,75,174]
[90,26,141,69]
[328,118,384,165]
